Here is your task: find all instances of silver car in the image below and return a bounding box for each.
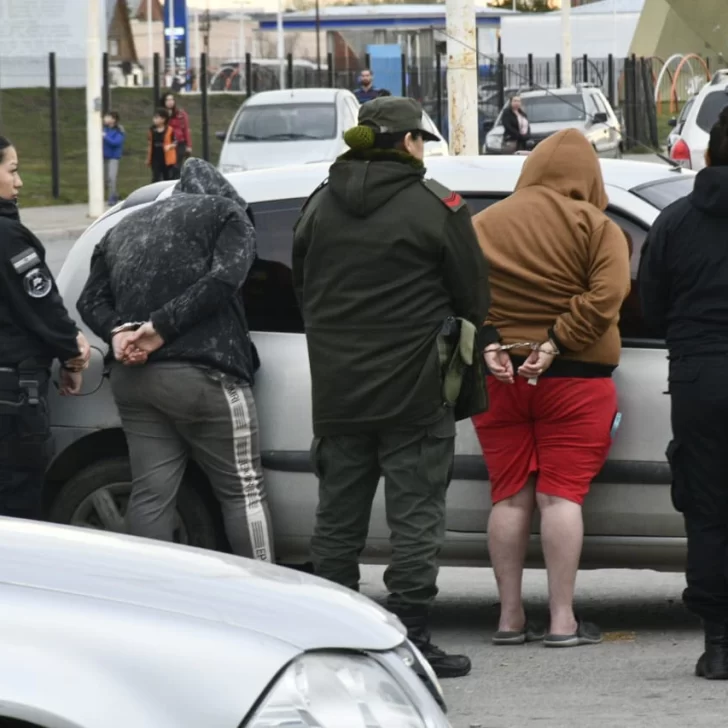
[0,517,449,727]
[484,84,623,158]
[49,155,695,571]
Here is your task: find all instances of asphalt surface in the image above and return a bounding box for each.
[360,565,718,728]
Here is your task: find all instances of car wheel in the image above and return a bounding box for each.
[49,457,219,549]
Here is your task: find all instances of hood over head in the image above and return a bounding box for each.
[328,152,424,218]
[514,129,608,210]
[691,166,728,218]
[174,157,254,224]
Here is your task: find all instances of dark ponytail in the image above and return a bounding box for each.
[708,107,728,167]
[0,136,12,164]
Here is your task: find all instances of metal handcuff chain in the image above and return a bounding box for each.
[487,341,562,355]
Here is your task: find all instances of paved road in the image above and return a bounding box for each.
[360,565,717,728]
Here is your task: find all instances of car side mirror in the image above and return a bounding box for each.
[592,112,608,124]
[215,131,227,141]
[668,117,678,128]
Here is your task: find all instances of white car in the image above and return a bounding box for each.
[217,88,448,174]
[669,70,728,169]
[51,156,697,572]
[0,518,449,727]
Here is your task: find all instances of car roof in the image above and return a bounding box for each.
[207,155,687,206]
[245,88,348,106]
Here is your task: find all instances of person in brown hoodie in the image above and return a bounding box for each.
[471,129,631,648]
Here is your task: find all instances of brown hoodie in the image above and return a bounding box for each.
[472,129,631,374]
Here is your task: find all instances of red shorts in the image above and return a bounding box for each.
[472,376,618,506]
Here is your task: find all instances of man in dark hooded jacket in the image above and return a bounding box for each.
[292,96,491,678]
[77,158,274,563]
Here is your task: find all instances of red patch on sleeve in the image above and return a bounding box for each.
[443,192,462,209]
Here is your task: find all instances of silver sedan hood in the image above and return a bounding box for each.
[0,518,406,651]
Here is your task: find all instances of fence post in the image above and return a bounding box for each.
[102,52,110,112]
[497,53,505,111]
[153,52,161,107]
[49,53,60,200]
[435,52,443,131]
[327,52,334,87]
[401,53,407,96]
[555,53,562,88]
[245,53,252,98]
[607,54,615,108]
[527,53,534,87]
[287,53,294,89]
[583,53,589,83]
[200,53,210,162]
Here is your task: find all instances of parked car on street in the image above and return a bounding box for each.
[669,70,728,169]
[484,83,623,158]
[51,155,695,572]
[217,88,448,174]
[0,517,449,727]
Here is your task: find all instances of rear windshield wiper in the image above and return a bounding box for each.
[263,133,325,140]
[231,133,262,141]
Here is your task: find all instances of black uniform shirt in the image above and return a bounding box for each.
[0,199,79,366]
[638,166,728,359]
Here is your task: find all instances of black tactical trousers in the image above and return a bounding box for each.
[0,371,52,520]
[310,410,455,612]
[668,357,728,624]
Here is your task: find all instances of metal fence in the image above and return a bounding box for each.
[0,50,709,204]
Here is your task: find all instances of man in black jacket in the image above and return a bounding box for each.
[293,97,491,678]
[639,108,728,680]
[77,158,274,562]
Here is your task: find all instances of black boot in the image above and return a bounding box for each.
[696,622,728,680]
[395,607,471,679]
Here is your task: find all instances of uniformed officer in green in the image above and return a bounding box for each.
[292,96,491,678]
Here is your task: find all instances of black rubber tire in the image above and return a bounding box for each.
[49,457,219,550]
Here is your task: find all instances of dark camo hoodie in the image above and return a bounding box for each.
[77,158,258,383]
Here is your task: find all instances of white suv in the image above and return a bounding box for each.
[669,70,728,170]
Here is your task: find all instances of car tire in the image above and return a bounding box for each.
[49,457,219,550]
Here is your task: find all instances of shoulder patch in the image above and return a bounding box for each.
[10,247,41,275]
[422,178,465,212]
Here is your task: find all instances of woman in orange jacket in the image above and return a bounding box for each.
[147,108,178,182]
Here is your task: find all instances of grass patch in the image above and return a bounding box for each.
[0,87,244,207]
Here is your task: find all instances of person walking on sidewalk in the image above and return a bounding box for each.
[147,108,177,183]
[76,158,274,562]
[292,96,491,678]
[638,108,728,680]
[162,92,192,178]
[103,111,125,206]
[471,129,631,648]
[0,136,91,520]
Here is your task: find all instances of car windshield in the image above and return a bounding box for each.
[520,94,586,124]
[231,103,336,141]
[696,90,728,133]
[630,175,695,210]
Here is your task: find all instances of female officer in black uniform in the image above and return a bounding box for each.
[0,135,90,520]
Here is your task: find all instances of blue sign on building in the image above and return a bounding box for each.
[164,0,189,84]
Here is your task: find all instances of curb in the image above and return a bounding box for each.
[36,226,91,244]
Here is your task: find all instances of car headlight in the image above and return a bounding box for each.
[246,652,432,727]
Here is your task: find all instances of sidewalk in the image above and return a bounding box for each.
[21,204,99,244]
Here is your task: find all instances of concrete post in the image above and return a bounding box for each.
[446,0,479,155]
[561,0,573,87]
[86,0,104,217]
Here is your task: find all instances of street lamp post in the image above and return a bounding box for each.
[277,0,285,89]
[87,0,104,218]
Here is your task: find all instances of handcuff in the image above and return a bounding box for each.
[110,321,146,338]
[484,340,561,356]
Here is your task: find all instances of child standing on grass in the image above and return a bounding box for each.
[102,111,125,206]
[147,107,177,183]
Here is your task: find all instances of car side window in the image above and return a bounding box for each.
[585,94,600,118]
[593,94,608,115]
[604,209,662,345]
[242,198,307,334]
